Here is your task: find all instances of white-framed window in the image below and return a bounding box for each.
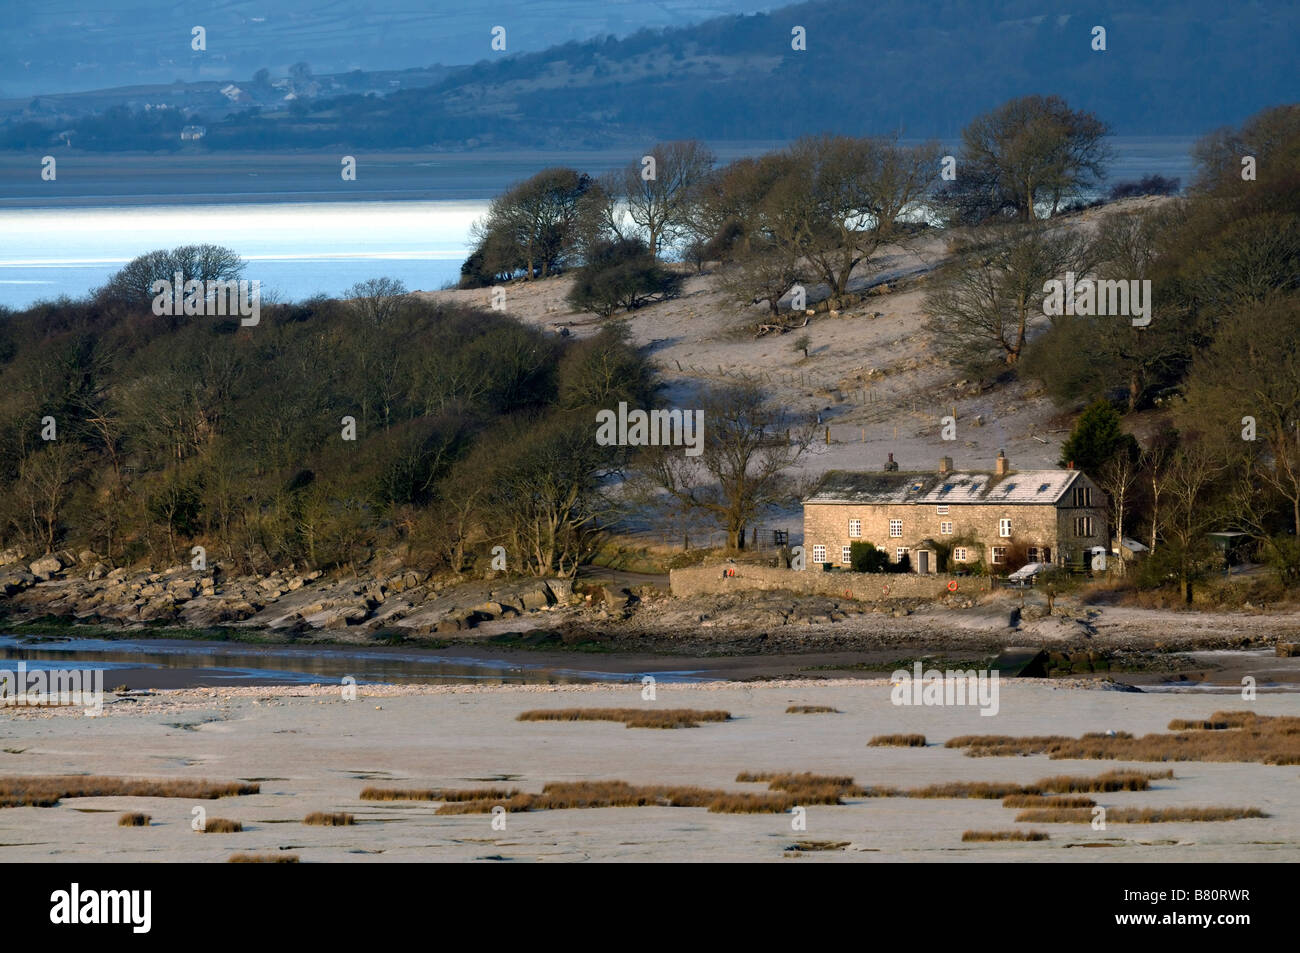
[999,518,1012,538]
[848,519,861,538]
[841,546,852,565]
[940,521,953,535]
[1074,516,1094,537]
[991,546,1007,565]
[889,519,903,538]
[953,547,968,562]
[895,547,909,561]
[812,544,827,564]
[1073,486,1092,507]
[936,505,949,515]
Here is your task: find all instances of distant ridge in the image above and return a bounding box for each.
[2,0,1295,151]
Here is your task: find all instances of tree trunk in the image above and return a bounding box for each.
[727,524,745,550]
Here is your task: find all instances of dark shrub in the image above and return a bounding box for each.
[567,238,683,317]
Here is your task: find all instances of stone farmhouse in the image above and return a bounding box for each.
[801,451,1110,574]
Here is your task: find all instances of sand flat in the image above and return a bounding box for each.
[2,680,1297,862]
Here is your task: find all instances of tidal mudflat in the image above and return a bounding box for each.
[2,680,1296,862]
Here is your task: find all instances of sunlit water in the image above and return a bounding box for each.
[0,138,1198,310]
[0,201,483,308]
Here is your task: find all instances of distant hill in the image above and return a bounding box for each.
[0,0,778,97]
[2,0,1295,151]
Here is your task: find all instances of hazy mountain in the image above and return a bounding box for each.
[0,0,782,97]
[2,0,1294,151]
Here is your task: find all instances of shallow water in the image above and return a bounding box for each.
[0,635,711,687]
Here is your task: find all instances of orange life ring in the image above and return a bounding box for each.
[947,581,959,592]
[844,589,851,598]
[882,585,890,595]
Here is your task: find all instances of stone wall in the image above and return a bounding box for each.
[669,563,994,600]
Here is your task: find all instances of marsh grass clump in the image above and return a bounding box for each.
[868,734,927,747]
[897,781,1026,800]
[199,818,243,833]
[303,812,354,826]
[385,767,1174,817]
[946,712,1300,764]
[117,812,151,826]
[705,792,799,814]
[516,708,731,729]
[0,793,60,808]
[735,772,866,802]
[962,830,1049,842]
[1036,769,1171,793]
[0,775,260,808]
[228,852,299,863]
[1015,806,1266,824]
[945,734,1063,752]
[1002,795,1096,809]
[428,773,865,816]
[859,770,1170,800]
[786,840,851,851]
[786,705,840,714]
[360,786,520,802]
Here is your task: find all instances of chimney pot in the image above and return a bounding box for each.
[939,455,953,475]
[995,449,1009,477]
[884,452,898,472]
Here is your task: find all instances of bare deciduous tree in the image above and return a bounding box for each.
[924,223,1092,369]
[345,277,408,326]
[15,442,79,552]
[611,140,716,261]
[940,95,1111,224]
[644,384,814,550]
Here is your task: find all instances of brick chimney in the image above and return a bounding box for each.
[938,455,953,475]
[884,452,899,472]
[995,449,1009,477]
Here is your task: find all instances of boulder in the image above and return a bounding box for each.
[545,578,574,603]
[0,547,27,566]
[519,587,552,612]
[29,555,63,580]
[1,571,36,595]
[472,601,504,621]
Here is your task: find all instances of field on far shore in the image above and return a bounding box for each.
[2,679,1297,863]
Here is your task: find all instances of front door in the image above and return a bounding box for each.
[918,550,929,574]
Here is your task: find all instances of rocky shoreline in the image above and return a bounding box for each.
[2,548,1296,661]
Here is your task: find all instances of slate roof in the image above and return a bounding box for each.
[802,469,1082,506]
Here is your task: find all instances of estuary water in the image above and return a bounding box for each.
[0,138,1199,310]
